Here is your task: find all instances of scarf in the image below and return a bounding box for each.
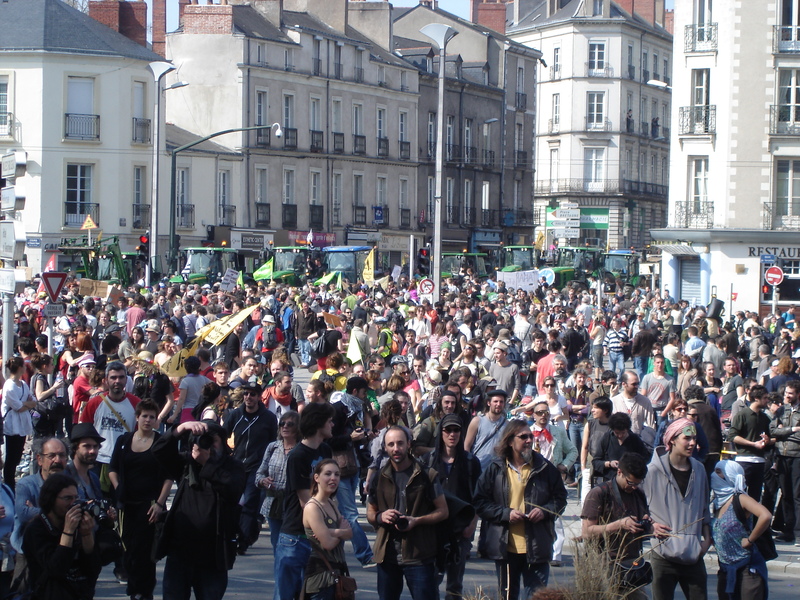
[331,391,364,422]
[711,459,747,509]
[266,387,293,407]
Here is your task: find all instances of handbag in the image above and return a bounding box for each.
[732,493,778,561]
[318,551,357,600]
[310,334,328,359]
[618,557,653,589]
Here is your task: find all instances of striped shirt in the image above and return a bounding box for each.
[603,328,629,353]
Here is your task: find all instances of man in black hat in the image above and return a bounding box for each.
[224,381,277,554]
[66,423,105,502]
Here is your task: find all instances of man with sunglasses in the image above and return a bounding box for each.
[611,370,655,437]
[225,381,278,555]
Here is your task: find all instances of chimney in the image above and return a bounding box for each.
[178,0,191,26]
[664,8,674,34]
[88,0,148,48]
[419,0,437,8]
[251,0,284,28]
[471,0,507,34]
[183,3,235,36]
[347,2,392,49]
[153,0,167,57]
[617,0,662,27]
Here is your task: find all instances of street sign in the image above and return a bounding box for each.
[555,208,580,219]
[553,228,581,238]
[0,220,25,261]
[761,254,777,264]
[43,303,65,318]
[419,278,435,295]
[41,271,68,302]
[81,215,98,230]
[765,265,785,286]
[560,201,579,209]
[539,268,555,286]
[1,186,24,212]
[0,269,15,294]
[1,152,25,180]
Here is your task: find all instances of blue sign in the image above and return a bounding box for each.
[373,205,384,225]
[761,254,777,264]
[26,238,41,248]
[539,268,555,286]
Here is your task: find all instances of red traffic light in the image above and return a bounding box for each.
[139,234,149,244]
[762,284,770,295]
[419,249,429,257]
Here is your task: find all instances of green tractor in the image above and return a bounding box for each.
[440,252,490,279]
[601,250,642,294]
[549,246,604,290]
[58,236,136,287]
[270,246,318,286]
[169,247,242,286]
[497,246,540,272]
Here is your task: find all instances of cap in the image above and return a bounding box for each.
[137,351,154,362]
[76,354,96,368]
[66,305,77,315]
[146,324,160,333]
[440,414,462,430]
[486,388,508,400]
[240,381,263,395]
[426,369,442,384]
[493,342,509,352]
[263,315,276,323]
[497,329,512,341]
[772,359,781,367]
[69,423,105,444]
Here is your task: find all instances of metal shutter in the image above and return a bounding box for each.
[679,257,701,304]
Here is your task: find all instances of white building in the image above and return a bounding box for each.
[653,0,800,313]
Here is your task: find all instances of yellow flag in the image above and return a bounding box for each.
[362,248,375,285]
[203,304,259,347]
[162,337,203,378]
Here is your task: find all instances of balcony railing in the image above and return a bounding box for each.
[309,205,324,230]
[686,23,719,52]
[333,132,344,153]
[585,63,614,78]
[64,113,100,140]
[462,206,476,226]
[312,58,322,76]
[255,202,270,228]
[377,137,389,157]
[282,203,297,229]
[334,62,343,80]
[621,179,668,199]
[534,178,668,198]
[674,200,714,229]
[642,69,650,82]
[663,126,671,138]
[770,105,800,135]
[625,117,636,134]
[514,210,534,226]
[446,144,460,162]
[775,26,800,53]
[480,209,499,228]
[515,150,528,168]
[0,112,12,137]
[641,121,649,135]
[762,200,800,230]
[482,149,495,168]
[176,203,195,229]
[679,106,716,135]
[218,204,236,227]
[585,117,612,131]
[445,202,459,225]
[283,127,298,149]
[354,67,364,83]
[464,146,477,164]
[64,202,100,227]
[515,92,528,111]
[256,126,271,147]
[132,117,151,144]
[132,204,150,229]
[548,119,560,134]
[627,65,636,80]
[353,205,366,225]
[427,141,436,159]
[550,65,561,80]
[353,134,366,155]
[399,141,411,160]
[310,130,324,152]
[400,208,411,228]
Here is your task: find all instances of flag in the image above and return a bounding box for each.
[375,275,390,290]
[336,272,342,289]
[314,271,338,286]
[362,248,375,286]
[237,271,244,287]
[38,254,57,293]
[253,258,274,281]
[307,230,314,245]
[346,335,362,366]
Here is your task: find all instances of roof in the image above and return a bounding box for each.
[232,5,294,44]
[0,0,162,62]
[165,124,242,157]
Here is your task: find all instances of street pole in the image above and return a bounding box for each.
[773,284,779,316]
[147,62,176,288]
[2,293,12,377]
[409,234,415,280]
[420,24,458,304]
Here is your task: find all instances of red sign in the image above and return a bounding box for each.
[419,278,435,295]
[765,266,785,286]
[41,272,68,302]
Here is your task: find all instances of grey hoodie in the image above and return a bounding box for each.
[641,447,710,564]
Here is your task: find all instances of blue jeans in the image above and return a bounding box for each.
[267,517,282,552]
[336,473,373,564]
[163,554,228,600]
[377,561,438,600]
[307,587,335,600]
[609,351,625,378]
[524,384,537,398]
[298,339,311,366]
[495,555,549,600]
[273,533,311,600]
[633,355,646,380]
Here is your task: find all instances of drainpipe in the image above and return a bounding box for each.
[245,40,252,229]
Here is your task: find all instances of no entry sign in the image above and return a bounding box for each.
[765,265,785,286]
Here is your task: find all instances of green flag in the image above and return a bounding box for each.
[237,271,244,287]
[253,257,274,281]
[314,271,338,286]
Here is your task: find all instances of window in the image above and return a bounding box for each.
[445,178,455,223]
[353,104,363,135]
[377,107,386,138]
[332,99,342,132]
[427,176,435,221]
[353,174,364,206]
[625,149,633,178]
[627,92,633,112]
[310,170,321,205]
[176,168,189,205]
[313,39,321,70]
[399,111,408,141]
[377,65,386,85]
[0,78,7,125]
[513,180,521,210]
[65,164,92,226]
[779,69,800,123]
[549,148,559,182]
[593,0,603,15]
[446,115,455,148]
[776,159,800,217]
[283,94,294,127]
[640,153,647,179]
[377,176,387,206]
[133,166,145,205]
[255,167,268,204]
[218,170,230,205]
[662,157,669,184]
[588,42,605,71]
[399,178,408,209]
[481,181,490,211]
[256,42,267,66]
[642,50,648,74]
[464,118,473,149]
[133,81,145,120]
[284,48,293,71]
[332,172,342,226]
[283,168,295,204]
[627,44,634,68]
[553,47,560,71]
[690,157,709,211]
[663,58,669,80]
[66,77,95,138]
[653,53,659,77]
[515,123,524,151]
[256,91,268,126]
[650,154,657,182]
[695,0,712,29]
[552,94,560,125]
[692,69,710,105]
[427,112,436,145]
[400,70,408,91]
[517,66,525,94]
[586,92,605,128]
[463,179,473,222]
[310,97,321,130]
[584,148,605,191]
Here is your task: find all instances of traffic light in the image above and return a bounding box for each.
[418,247,431,276]
[136,232,149,258]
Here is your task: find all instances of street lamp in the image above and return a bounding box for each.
[420,23,458,303]
[646,79,671,90]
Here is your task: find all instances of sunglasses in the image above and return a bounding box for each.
[543,383,555,388]
[687,412,698,417]
[533,410,549,416]
[443,427,461,434]
[280,422,297,428]
[243,391,258,396]
[516,433,533,441]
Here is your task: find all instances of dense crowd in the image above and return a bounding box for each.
[0,273,797,600]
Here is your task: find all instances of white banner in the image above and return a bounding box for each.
[497,269,540,292]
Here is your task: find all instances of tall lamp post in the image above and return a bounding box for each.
[168,122,282,274]
[420,23,458,303]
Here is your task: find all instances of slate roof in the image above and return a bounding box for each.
[232,5,294,44]
[165,123,242,157]
[0,0,162,62]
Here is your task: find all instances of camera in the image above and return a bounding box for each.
[636,517,653,532]
[74,498,114,528]
[395,516,409,531]
[191,432,215,450]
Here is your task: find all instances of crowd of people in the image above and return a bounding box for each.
[1,274,799,600]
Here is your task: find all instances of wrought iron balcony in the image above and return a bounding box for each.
[334,62,343,80]
[445,203,459,225]
[480,209,499,228]
[482,149,495,168]
[585,63,614,78]
[310,130,324,152]
[550,65,561,80]
[463,146,477,164]
[446,144,460,163]
[309,205,324,230]
[282,203,297,229]
[462,206,476,226]
[535,179,655,195]
[218,204,236,227]
[256,126,271,147]
[312,58,322,76]
[686,23,718,53]
[176,203,195,229]
[625,117,636,134]
[515,92,528,111]
[621,179,668,199]
[353,205,367,225]
[399,141,411,160]
[514,210,534,226]
[400,208,411,228]
[585,117,612,132]
[64,113,100,140]
[775,26,800,53]
[770,105,800,135]
[377,137,389,157]
[427,141,436,159]
[353,135,366,155]
[515,150,528,168]
[762,200,800,230]
[354,67,364,83]
[642,69,650,82]
[132,204,150,229]
[132,117,151,144]
[641,121,649,136]
[0,112,12,137]
[283,127,298,149]
[627,65,635,80]
[333,132,344,153]
[64,202,99,227]
[674,200,714,229]
[548,119,560,134]
[679,106,716,135]
[255,202,270,228]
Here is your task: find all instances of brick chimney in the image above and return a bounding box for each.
[88,1,148,48]
[471,0,507,34]
[183,3,235,35]
[664,8,674,34]
[178,0,191,26]
[152,0,167,57]
[616,0,664,27]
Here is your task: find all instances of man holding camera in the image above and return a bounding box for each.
[65,423,105,502]
[367,426,449,600]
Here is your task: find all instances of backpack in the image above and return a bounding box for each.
[316,370,337,387]
[310,333,328,359]
[262,326,278,349]
[506,342,523,368]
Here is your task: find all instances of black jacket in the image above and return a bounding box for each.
[420,418,481,501]
[224,403,278,472]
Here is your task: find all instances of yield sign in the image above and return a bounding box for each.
[41,272,68,302]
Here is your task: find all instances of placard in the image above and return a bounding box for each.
[78,278,109,298]
[496,269,540,292]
